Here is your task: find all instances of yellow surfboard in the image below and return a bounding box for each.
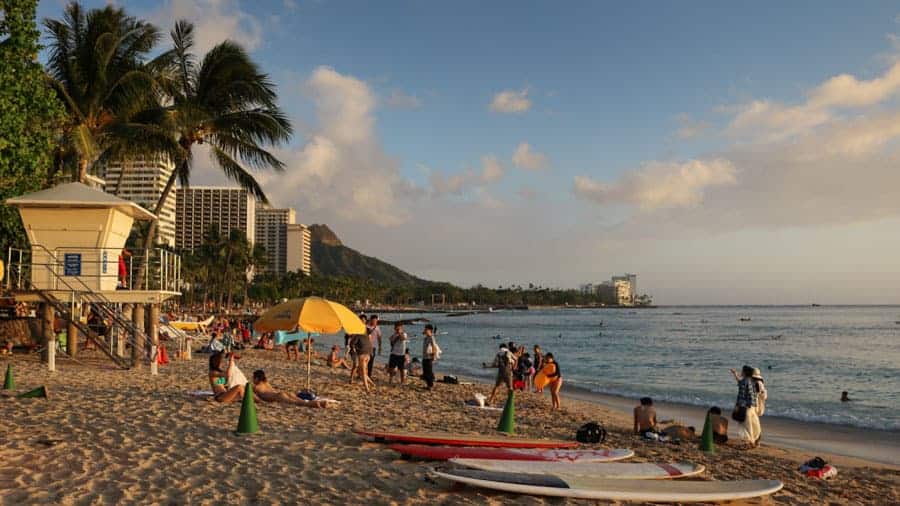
[534,363,556,390]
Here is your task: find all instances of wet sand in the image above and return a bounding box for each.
[0,350,897,505]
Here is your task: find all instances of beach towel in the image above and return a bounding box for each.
[187,390,214,398]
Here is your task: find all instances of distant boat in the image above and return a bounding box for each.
[740,317,752,322]
[811,303,821,307]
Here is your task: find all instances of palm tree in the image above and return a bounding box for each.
[131,21,291,289]
[43,2,178,183]
[143,20,292,252]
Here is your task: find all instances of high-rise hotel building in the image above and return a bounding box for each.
[255,204,311,276]
[175,187,256,251]
[101,155,177,246]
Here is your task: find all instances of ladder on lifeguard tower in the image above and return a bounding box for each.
[6,246,156,369]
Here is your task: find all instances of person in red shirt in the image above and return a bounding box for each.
[117,249,131,288]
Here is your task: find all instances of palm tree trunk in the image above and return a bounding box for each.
[114,158,130,196]
[78,158,89,184]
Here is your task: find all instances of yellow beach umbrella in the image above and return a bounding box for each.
[254,296,365,334]
[254,297,366,391]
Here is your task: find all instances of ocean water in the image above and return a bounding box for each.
[372,306,900,431]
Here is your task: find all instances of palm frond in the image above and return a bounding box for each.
[208,145,269,202]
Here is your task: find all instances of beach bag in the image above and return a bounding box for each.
[576,422,607,444]
[732,405,747,423]
[441,375,458,384]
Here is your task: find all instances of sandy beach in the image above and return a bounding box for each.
[1,350,898,505]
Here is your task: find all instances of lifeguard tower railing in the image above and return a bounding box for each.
[5,246,181,293]
[4,245,181,368]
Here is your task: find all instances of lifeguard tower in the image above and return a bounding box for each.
[3,182,181,372]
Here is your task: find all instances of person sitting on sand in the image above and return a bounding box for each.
[408,356,421,377]
[251,370,329,408]
[285,338,300,362]
[841,391,852,402]
[208,352,244,403]
[327,345,350,369]
[634,397,658,434]
[708,406,729,444]
[661,424,696,441]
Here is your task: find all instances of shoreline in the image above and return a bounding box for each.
[450,369,900,469]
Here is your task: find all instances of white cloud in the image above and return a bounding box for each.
[427,155,505,196]
[489,88,532,114]
[727,61,900,142]
[512,142,548,170]
[384,89,423,110]
[573,159,737,211]
[257,66,415,227]
[149,0,263,55]
[674,113,711,140]
[480,155,505,183]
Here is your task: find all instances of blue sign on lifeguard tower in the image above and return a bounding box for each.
[63,253,81,276]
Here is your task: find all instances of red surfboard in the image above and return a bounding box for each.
[353,429,578,449]
[389,444,633,462]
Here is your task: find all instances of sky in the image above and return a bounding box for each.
[37,1,900,304]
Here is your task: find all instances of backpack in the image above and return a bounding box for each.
[576,422,607,444]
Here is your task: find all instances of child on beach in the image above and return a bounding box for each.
[327,345,350,369]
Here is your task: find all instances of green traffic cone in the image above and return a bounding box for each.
[18,385,47,398]
[236,382,259,435]
[699,412,716,453]
[497,389,515,434]
[3,364,13,390]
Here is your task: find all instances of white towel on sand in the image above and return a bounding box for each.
[227,364,248,389]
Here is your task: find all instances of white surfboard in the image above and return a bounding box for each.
[450,460,705,479]
[432,469,783,502]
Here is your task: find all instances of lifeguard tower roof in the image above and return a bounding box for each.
[5,181,156,221]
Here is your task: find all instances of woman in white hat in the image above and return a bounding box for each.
[751,368,767,417]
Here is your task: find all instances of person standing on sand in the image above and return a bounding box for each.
[387,323,408,384]
[533,345,544,373]
[351,320,376,393]
[731,365,761,447]
[543,353,563,410]
[346,314,366,381]
[421,324,441,390]
[485,344,516,405]
[751,368,768,416]
[367,315,382,378]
